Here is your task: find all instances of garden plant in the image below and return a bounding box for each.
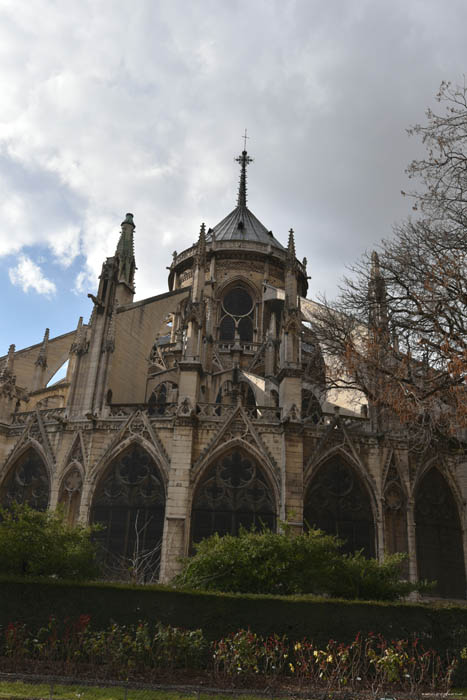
[0,616,458,696]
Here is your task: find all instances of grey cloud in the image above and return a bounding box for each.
[1,0,467,315]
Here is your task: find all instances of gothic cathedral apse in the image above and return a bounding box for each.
[0,147,466,598]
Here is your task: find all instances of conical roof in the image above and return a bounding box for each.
[207,204,284,249]
[205,148,284,250]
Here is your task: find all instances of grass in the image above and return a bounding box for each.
[0,680,270,700]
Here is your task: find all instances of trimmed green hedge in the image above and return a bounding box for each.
[1,576,467,654]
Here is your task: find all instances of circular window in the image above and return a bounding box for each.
[222,287,253,316]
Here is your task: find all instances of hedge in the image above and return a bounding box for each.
[1,576,467,655]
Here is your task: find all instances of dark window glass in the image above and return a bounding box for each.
[191,450,275,543]
[304,457,375,557]
[220,315,235,340]
[223,288,253,316]
[415,468,466,599]
[91,444,165,580]
[238,317,253,341]
[1,449,49,510]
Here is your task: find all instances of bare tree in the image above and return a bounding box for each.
[98,511,162,584]
[314,81,467,447]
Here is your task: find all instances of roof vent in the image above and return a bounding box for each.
[237,221,244,230]
[268,230,273,236]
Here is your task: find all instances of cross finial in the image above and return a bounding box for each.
[235,138,254,207]
[242,128,249,151]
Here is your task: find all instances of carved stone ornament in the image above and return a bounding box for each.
[177,397,194,417]
[283,403,301,423]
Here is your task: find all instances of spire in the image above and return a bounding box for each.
[192,222,207,302]
[0,344,15,379]
[286,228,297,271]
[369,251,386,306]
[235,140,253,207]
[369,250,388,336]
[6,344,15,374]
[35,328,49,368]
[287,228,296,258]
[196,222,206,267]
[116,213,136,288]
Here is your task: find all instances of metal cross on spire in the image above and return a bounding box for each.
[235,130,253,207]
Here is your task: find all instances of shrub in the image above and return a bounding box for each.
[174,526,422,600]
[0,503,99,580]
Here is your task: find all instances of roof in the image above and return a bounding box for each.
[204,148,285,251]
[206,204,285,250]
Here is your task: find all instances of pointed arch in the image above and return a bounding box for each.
[304,451,376,557]
[88,418,170,491]
[190,445,277,544]
[415,467,466,599]
[90,441,166,579]
[0,444,49,510]
[192,433,280,499]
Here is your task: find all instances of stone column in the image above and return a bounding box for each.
[159,413,195,582]
[406,498,418,583]
[280,420,304,534]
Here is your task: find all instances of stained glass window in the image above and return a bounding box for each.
[304,456,375,556]
[415,468,466,598]
[91,444,165,578]
[191,449,275,543]
[0,448,49,510]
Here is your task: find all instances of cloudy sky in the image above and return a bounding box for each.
[1,0,466,356]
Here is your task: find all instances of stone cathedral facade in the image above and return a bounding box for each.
[0,149,466,599]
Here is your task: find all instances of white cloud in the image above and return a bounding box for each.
[0,0,466,308]
[9,255,56,296]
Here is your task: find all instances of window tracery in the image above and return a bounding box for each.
[219,286,254,342]
[191,449,275,542]
[91,444,165,578]
[0,448,49,510]
[148,382,178,415]
[304,456,375,556]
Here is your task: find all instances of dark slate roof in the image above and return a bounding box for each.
[206,204,284,250]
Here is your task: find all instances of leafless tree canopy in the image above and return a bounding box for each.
[314,81,467,445]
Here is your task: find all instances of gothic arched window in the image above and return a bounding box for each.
[415,468,466,599]
[219,286,254,342]
[91,444,165,579]
[304,456,375,556]
[0,448,49,510]
[148,382,177,416]
[191,449,276,543]
[302,389,322,423]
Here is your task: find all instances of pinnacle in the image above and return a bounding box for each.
[287,228,296,257]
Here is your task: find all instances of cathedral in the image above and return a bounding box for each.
[0,148,466,599]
